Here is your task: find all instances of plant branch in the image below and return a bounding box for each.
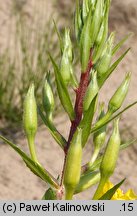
[60,50,93,188]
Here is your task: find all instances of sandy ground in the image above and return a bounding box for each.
[0,0,137,200]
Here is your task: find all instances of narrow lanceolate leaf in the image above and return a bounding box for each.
[83,138,137,175]
[49,54,75,121]
[75,171,100,194]
[120,139,137,150]
[99,179,125,200]
[0,135,60,189]
[98,48,130,88]
[38,107,67,149]
[80,96,97,147]
[112,33,133,56]
[91,101,137,134]
[42,188,57,200]
[53,20,64,54]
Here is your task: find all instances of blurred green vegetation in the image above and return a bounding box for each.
[0,0,67,128]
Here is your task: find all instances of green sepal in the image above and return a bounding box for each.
[80,96,97,147]
[38,107,67,149]
[49,54,75,121]
[42,188,57,200]
[75,171,100,194]
[98,48,130,88]
[0,135,60,189]
[99,179,125,200]
[112,33,133,56]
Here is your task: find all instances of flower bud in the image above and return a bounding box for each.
[92,5,109,64]
[96,32,115,76]
[89,0,104,47]
[23,83,38,162]
[100,118,121,178]
[60,47,72,85]
[80,6,93,72]
[108,73,131,113]
[64,28,73,62]
[63,128,82,200]
[82,0,89,22]
[60,28,74,85]
[83,71,99,111]
[93,118,121,200]
[75,171,100,194]
[75,0,83,41]
[42,73,55,120]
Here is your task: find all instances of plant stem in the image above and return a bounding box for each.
[92,176,108,200]
[65,188,74,200]
[65,49,93,153]
[28,136,38,163]
[60,50,93,195]
[89,147,100,166]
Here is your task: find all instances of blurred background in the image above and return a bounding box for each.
[0,0,137,199]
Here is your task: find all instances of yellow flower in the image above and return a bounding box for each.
[101,181,137,200]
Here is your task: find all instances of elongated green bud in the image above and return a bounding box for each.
[80,6,93,72]
[89,0,104,47]
[93,118,120,199]
[23,84,38,162]
[60,28,74,85]
[100,118,121,178]
[83,71,99,111]
[92,4,109,64]
[42,73,55,120]
[60,47,71,85]
[64,28,73,62]
[96,32,115,76]
[75,0,83,41]
[88,0,96,8]
[75,171,100,194]
[108,73,131,113]
[82,0,89,22]
[63,129,82,200]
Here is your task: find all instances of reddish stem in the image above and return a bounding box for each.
[65,50,93,152]
[60,50,93,187]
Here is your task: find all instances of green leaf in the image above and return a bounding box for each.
[75,171,100,194]
[0,135,60,189]
[120,139,137,150]
[99,178,125,200]
[98,48,130,88]
[42,187,57,200]
[79,96,97,147]
[112,33,133,56]
[91,100,137,134]
[49,54,75,121]
[53,20,64,53]
[83,138,136,175]
[38,107,67,149]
